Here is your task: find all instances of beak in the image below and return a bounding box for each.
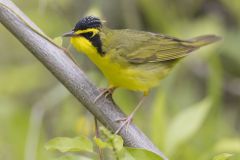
[62,31,75,37]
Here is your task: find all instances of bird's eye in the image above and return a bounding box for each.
[81,32,94,39]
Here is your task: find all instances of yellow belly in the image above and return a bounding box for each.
[71,37,171,93]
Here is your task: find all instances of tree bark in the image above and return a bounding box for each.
[0,0,167,159]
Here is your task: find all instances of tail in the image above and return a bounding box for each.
[188,35,222,47]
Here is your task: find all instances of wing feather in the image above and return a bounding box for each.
[101,28,197,64]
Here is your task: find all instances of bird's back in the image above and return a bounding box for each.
[101,28,220,64]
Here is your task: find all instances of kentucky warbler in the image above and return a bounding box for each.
[63,16,221,133]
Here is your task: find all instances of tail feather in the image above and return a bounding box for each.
[188,35,222,47]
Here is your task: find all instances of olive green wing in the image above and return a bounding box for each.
[123,34,198,63]
[101,29,198,64]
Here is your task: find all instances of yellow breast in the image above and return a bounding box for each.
[70,37,168,93]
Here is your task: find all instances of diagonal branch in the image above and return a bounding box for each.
[0,0,167,159]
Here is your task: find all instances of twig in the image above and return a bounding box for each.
[94,118,104,160]
[0,0,168,159]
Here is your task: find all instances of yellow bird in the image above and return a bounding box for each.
[63,16,221,133]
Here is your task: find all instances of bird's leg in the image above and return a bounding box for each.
[114,95,146,134]
[94,86,116,103]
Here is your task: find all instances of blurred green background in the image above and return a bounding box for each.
[0,0,240,160]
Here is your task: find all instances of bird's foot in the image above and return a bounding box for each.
[94,87,116,103]
[114,95,146,134]
[114,114,134,134]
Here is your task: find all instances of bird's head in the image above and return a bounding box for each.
[63,16,104,55]
[63,16,102,38]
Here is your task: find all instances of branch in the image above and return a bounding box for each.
[0,0,167,159]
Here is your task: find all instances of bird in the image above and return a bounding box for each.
[63,16,221,133]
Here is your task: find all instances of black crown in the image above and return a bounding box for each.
[73,16,102,31]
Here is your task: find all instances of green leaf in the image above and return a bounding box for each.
[53,36,63,46]
[94,127,123,152]
[112,134,124,151]
[93,137,111,149]
[45,136,93,153]
[214,138,240,153]
[100,126,115,139]
[119,147,164,160]
[165,98,212,154]
[213,153,233,160]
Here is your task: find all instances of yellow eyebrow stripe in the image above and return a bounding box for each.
[75,28,99,37]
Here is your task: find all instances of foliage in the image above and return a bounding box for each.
[45,136,93,153]
[1,0,240,160]
[45,127,164,160]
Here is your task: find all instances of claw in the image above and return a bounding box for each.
[94,87,116,103]
[114,95,147,134]
[114,114,133,134]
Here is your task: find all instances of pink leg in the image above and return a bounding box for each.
[114,96,146,134]
[94,87,116,103]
